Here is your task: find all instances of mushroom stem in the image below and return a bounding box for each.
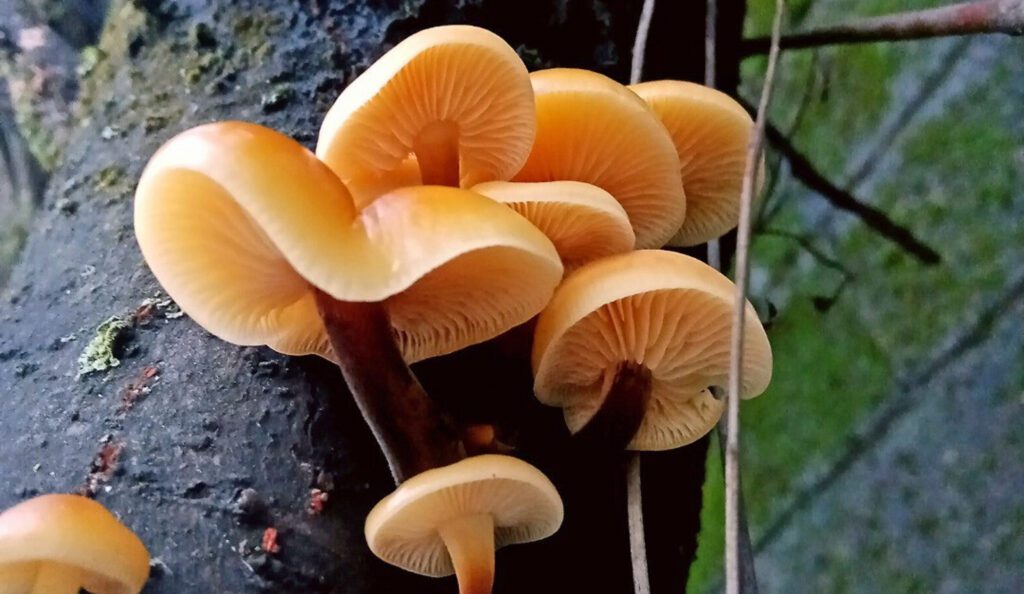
[438,513,496,594]
[573,361,653,451]
[31,565,81,594]
[315,289,463,484]
[414,122,460,186]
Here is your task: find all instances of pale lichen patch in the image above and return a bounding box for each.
[76,315,130,378]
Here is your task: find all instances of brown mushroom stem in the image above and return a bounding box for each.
[573,361,653,451]
[438,514,496,594]
[315,289,463,484]
[31,565,81,594]
[414,122,460,186]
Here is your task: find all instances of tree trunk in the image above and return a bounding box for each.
[0,1,742,592]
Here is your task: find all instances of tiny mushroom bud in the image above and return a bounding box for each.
[532,250,773,450]
[0,494,150,594]
[318,25,535,191]
[511,68,685,249]
[135,122,563,482]
[472,180,635,271]
[365,455,563,594]
[630,80,764,247]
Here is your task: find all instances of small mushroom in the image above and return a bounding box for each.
[511,68,685,249]
[472,180,635,271]
[318,25,535,190]
[630,80,764,246]
[365,455,563,594]
[135,122,563,481]
[532,250,773,450]
[0,494,150,594]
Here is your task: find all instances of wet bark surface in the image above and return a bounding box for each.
[0,1,737,591]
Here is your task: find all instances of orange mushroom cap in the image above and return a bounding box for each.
[135,122,562,363]
[366,455,563,594]
[317,25,535,191]
[532,250,773,450]
[511,68,685,249]
[472,180,635,271]
[630,80,764,246]
[0,494,150,594]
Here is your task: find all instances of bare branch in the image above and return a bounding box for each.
[741,0,1024,55]
[628,3,656,593]
[725,1,784,593]
[744,105,943,265]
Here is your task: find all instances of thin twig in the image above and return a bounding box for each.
[725,1,783,593]
[630,0,657,86]
[705,0,717,88]
[741,105,942,265]
[741,0,1024,55]
[706,0,721,270]
[626,455,650,594]
[706,2,758,590]
[627,3,656,593]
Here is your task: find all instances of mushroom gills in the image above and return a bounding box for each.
[572,361,653,451]
[438,513,496,594]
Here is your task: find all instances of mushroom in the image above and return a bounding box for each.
[511,68,685,249]
[532,250,773,450]
[472,180,635,271]
[629,80,764,247]
[0,494,149,594]
[135,122,563,481]
[317,25,534,191]
[365,454,563,594]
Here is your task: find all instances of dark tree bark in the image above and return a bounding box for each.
[0,1,742,592]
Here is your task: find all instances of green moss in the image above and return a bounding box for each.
[93,165,126,190]
[260,83,295,113]
[76,316,130,378]
[76,46,105,79]
[76,0,153,116]
[10,91,61,172]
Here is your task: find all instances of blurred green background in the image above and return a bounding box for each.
[690,1,1024,592]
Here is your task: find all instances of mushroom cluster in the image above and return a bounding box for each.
[129,23,773,594]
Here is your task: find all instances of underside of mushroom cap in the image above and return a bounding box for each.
[134,122,356,358]
[136,123,563,363]
[369,186,564,362]
[317,25,535,189]
[630,80,764,247]
[365,455,563,577]
[472,180,635,271]
[0,495,149,594]
[511,68,685,249]
[532,250,773,450]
